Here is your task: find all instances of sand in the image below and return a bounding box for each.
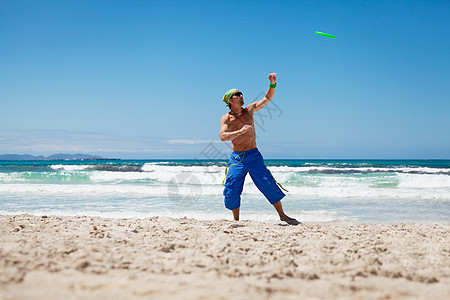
[0,214,449,299]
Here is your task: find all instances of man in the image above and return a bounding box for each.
[219,73,299,225]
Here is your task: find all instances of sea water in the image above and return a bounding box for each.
[0,159,449,223]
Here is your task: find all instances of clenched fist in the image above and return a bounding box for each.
[239,124,254,135]
[268,73,277,84]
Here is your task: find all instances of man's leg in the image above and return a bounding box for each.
[223,162,247,220]
[273,200,300,225]
[247,151,300,225]
[232,207,240,221]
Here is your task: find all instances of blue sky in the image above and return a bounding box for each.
[1,0,449,159]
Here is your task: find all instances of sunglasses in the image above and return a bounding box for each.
[232,92,243,97]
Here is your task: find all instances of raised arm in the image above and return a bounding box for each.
[247,73,277,114]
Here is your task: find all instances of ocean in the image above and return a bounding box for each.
[0,159,449,223]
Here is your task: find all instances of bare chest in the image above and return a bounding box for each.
[227,112,253,131]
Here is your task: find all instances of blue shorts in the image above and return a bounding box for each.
[223,148,285,210]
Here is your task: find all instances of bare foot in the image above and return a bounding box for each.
[281,215,300,226]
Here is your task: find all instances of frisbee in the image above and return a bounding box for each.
[315,31,336,39]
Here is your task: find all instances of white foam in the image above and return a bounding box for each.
[285,185,450,200]
[397,173,450,188]
[141,164,225,184]
[1,174,449,201]
[89,171,158,182]
[50,164,90,171]
[2,164,449,202]
[0,183,168,196]
[0,172,24,183]
[268,165,449,175]
[38,164,450,188]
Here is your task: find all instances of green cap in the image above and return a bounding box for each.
[222,88,238,106]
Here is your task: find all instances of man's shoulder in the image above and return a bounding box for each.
[221,112,231,121]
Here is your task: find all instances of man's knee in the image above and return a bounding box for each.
[224,196,240,211]
[250,174,285,204]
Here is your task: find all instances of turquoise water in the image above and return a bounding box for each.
[1,159,449,223]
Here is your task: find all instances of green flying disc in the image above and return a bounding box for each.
[315,31,336,39]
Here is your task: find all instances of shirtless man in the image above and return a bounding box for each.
[219,73,299,225]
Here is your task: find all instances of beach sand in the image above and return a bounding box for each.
[0,215,449,299]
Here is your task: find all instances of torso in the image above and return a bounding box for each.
[222,108,257,151]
